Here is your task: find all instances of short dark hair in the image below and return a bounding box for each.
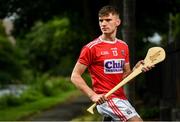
[98,5,119,17]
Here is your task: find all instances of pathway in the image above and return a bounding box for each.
[25,95,91,121]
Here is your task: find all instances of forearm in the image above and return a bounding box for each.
[71,73,96,98]
[123,60,150,79]
[122,70,131,79]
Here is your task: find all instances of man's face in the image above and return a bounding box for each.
[99,13,120,34]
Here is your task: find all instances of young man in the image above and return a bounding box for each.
[71,5,152,121]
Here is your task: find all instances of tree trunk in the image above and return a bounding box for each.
[82,1,95,37]
[2,18,16,46]
[122,0,136,101]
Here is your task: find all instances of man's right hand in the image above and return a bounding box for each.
[90,94,107,105]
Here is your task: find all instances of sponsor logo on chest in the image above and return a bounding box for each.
[104,59,125,74]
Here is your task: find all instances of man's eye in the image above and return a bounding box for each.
[106,19,111,22]
[99,19,103,22]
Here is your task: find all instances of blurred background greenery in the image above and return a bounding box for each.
[0,0,180,121]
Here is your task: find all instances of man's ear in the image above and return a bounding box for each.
[116,18,121,26]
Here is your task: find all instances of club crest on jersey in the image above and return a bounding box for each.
[121,50,125,56]
[104,59,125,74]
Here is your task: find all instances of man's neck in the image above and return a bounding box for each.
[100,34,116,42]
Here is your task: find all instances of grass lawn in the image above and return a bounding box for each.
[0,90,80,121]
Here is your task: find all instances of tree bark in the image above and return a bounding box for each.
[2,18,16,46]
[122,0,136,101]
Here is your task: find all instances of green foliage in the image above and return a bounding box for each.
[4,95,22,106]
[20,69,35,85]
[139,107,160,120]
[0,76,76,110]
[82,73,92,87]
[0,89,42,109]
[171,13,180,46]
[0,22,23,84]
[0,94,22,109]
[49,55,74,76]
[161,13,180,47]
[0,38,23,83]
[0,20,7,37]
[20,88,44,102]
[23,74,76,97]
[18,17,86,75]
[40,76,76,96]
[0,91,78,120]
[25,17,70,72]
[0,95,8,109]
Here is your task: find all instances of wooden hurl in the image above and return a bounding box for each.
[87,47,166,114]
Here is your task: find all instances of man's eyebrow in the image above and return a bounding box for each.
[99,18,112,20]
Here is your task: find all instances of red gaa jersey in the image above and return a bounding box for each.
[78,36,129,99]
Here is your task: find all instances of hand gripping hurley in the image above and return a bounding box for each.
[87,47,166,114]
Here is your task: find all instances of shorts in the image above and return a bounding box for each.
[96,98,140,122]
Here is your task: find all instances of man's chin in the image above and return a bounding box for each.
[102,31,110,34]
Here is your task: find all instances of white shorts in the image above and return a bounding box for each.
[96,98,140,122]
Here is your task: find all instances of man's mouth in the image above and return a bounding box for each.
[102,28,108,31]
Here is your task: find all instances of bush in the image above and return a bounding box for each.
[21,88,44,102]
[20,17,72,73]
[139,107,160,120]
[18,16,89,76]
[0,94,23,108]
[5,94,23,106]
[25,74,76,97]
[0,37,23,84]
[0,75,76,110]
[0,96,8,109]
[41,77,76,96]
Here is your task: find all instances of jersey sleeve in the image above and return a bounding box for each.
[78,46,93,66]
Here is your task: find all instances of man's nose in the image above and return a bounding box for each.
[101,20,107,26]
